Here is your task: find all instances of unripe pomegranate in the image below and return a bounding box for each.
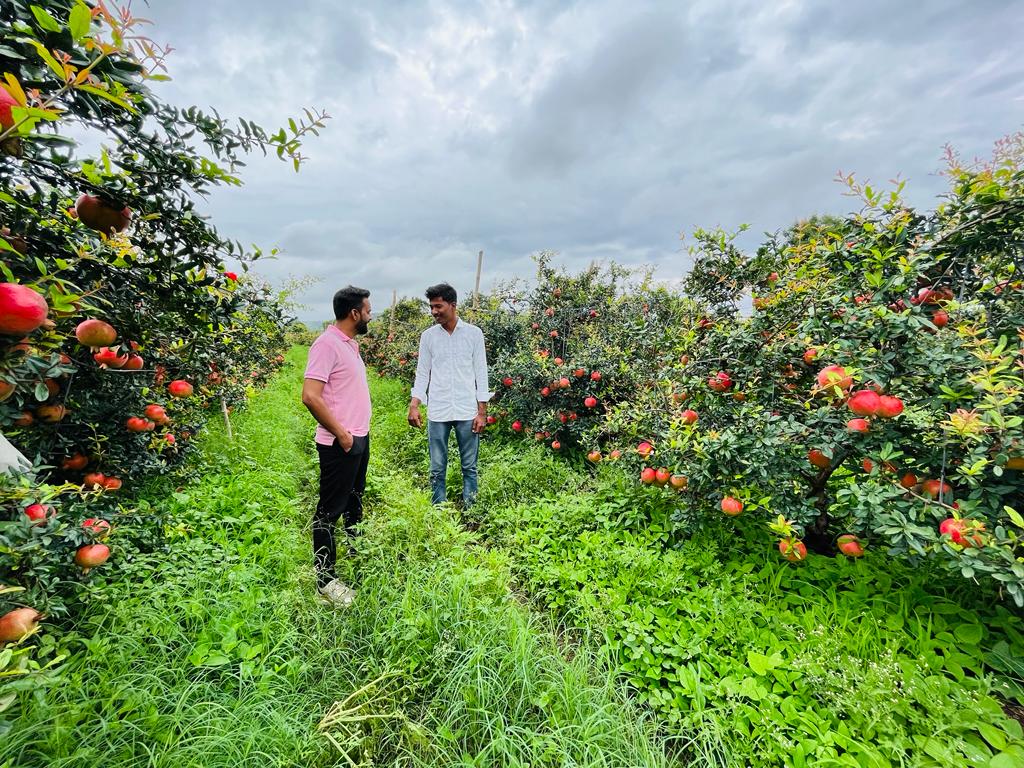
[586,450,602,463]
[74,318,117,347]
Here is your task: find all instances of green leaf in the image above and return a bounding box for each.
[1006,507,1024,529]
[27,40,65,79]
[69,3,91,41]
[954,624,983,645]
[991,753,1022,768]
[76,84,137,113]
[34,382,49,401]
[978,723,1008,751]
[30,5,63,33]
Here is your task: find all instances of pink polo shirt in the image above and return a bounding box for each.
[304,325,371,444]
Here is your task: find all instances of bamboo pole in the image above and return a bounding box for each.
[221,397,233,441]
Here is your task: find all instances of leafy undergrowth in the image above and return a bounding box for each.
[4,347,358,767]
[472,441,1024,768]
[4,352,680,767]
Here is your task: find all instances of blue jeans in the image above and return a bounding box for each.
[427,419,479,506]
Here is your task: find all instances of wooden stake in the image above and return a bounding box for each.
[473,250,483,310]
[221,397,233,441]
[387,289,397,339]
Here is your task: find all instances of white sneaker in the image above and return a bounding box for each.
[318,578,357,607]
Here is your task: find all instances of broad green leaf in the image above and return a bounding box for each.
[69,3,92,41]
[30,5,62,33]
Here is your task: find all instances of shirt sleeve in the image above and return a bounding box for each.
[473,327,493,403]
[410,330,431,403]
[304,336,332,383]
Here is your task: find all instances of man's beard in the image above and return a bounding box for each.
[356,318,369,335]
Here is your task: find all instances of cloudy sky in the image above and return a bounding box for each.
[139,0,1023,324]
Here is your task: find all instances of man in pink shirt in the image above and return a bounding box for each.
[301,286,372,607]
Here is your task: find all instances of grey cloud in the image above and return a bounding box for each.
[132,0,1024,326]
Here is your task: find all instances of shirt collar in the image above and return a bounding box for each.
[329,325,355,343]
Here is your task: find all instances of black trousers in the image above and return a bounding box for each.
[314,435,369,588]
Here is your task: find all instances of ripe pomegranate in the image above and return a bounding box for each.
[144,404,169,424]
[768,272,779,282]
[808,449,830,469]
[75,193,131,234]
[900,472,918,489]
[102,476,122,491]
[877,395,904,418]
[609,449,622,460]
[932,310,948,328]
[0,85,18,129]
[581,396,596,408]
[549,330,558,338]
[668,474,688,490]
[224,271,238,281]
[816,365,853,392]
[13,410,32,427]
[574,368,586,378]
[0,283,48,335]
[847,389,881,417]
[167,380,193,398]
[0,379,14,401]
[485,415,497,425]
[126,416,155,433]
[502,376,513,386]
[680,409,698,425]
[846,418,870,433]
[165,434,176,444]
[74,318,117,347]
[636,441,654,458]
[922,479,953,500]
[654,467,671,486]
[123,355,144,370]
[640,467,657,485]
[75,543,110,572]
[554,357,564,365]
[83,472,106,489]
[779,539,808,562]
[540,387,551,397]
[531,322,540,330]
[590,371,601,382]
[837,534,864,557]
[720,496,743,516]
[512,421,523,432]
[62,453,89,471]
[558,377,570,388]
[586,450,602,463]
[36,404,67,423]
[82,518,111,537]
[939,518,984,547]
[0,607,42,642]
[94,347,129,367]
[708,371,733,392]
[551,441,561,451]
[23,503,53,526]
[544,307,555,317]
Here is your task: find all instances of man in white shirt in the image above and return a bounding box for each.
[408,282,492,507]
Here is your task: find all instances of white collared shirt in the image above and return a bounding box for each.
[411,319,493,422]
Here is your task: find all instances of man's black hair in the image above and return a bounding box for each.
[333,286,370,320]
[425,282,457,304]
